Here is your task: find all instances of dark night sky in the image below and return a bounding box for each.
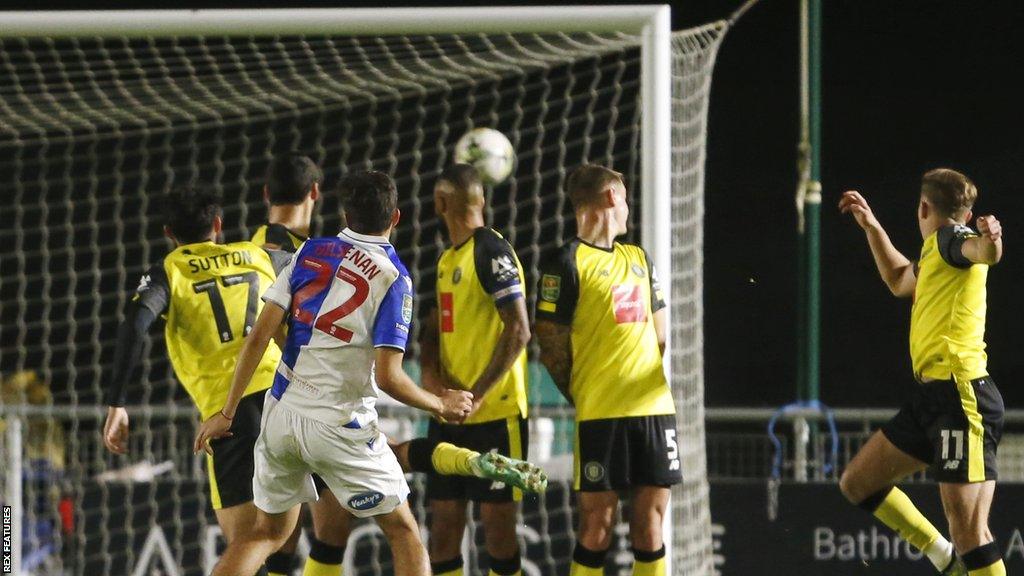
[693,0,1024,409]
[6,0,1023,410]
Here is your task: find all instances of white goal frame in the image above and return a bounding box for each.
[0,6,674,575]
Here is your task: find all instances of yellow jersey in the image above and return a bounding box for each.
[250,223,306,252]
[435,227,528,424]
[133,241,289,419]
[536,239,674,421]
[910,224,989,383]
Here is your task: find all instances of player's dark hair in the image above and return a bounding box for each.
[437,163,482,194]
[162,186,222,244]
[337,171,397,234]
[921,168,977,220]
[566,164,625,209]
[265,153,322,205]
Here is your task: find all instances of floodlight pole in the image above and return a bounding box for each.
[797,0,822,404]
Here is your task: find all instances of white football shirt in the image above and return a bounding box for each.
[262,228,414,429]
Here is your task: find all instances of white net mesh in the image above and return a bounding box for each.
[0,20,726,576]
[668,22,727,576]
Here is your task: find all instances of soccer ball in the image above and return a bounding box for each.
[454,128,515,186]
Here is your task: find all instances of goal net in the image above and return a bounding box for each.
[0,9,727,576]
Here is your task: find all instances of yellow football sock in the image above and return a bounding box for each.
[266,551,296,576]
[431,442,480,476]
[632,558,664,576]
[302,556,342,576]
[964,542,1006,576]
[489,554,522,576]
[870,487,945,555]
[632,546,666,576]
[304,537,344,576]
[968,561,1006,576]
[571,544,607,576]
[432,558,465,576]
[570,561,604,576]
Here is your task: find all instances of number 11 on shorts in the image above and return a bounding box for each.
[940,428,964,460]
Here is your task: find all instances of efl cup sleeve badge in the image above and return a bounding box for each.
[401,293,413,324]
[631,263,646,278]
[541,274,561,302]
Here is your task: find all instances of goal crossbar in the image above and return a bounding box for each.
[0,6,666,37]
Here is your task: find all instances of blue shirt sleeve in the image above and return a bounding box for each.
[373,273,414,351]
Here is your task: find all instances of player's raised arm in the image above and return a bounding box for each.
[103,266,169,454]
[960,215,1003,265]
[839,190,917,298]
[193,300,286,454]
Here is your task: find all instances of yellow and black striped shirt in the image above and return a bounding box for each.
[433,227,529,424]
[910,224,988,383]
[536,239,674,421]
[133,241,289,419]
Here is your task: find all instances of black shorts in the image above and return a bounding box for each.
[205,390,265,509]
[881,376,1004,483]
[426,416,528,503]
[575,414,682,491]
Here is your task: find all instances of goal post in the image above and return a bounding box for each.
[0,6,727,575]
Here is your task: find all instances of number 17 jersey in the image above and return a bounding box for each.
[133,240,288,419]
[261,228,414,429]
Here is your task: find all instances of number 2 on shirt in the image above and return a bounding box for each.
[292,257,369,342]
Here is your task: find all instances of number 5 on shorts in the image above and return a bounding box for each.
[665,429,680,471]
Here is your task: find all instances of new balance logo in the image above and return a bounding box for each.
[944,460,961,471]
[490,481,506,490]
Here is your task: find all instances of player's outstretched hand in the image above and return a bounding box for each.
[438,389,474,423]
[838,190,880,231]
[193,412,234,456]
[103,406,130,454]
[976,215,1002,242]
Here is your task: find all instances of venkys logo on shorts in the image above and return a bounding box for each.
[348,491,385,511]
